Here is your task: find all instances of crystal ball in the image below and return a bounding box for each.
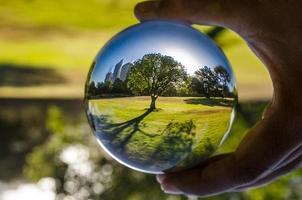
[85,21,237,174]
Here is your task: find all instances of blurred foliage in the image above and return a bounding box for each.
[0,100,295,200]
[23,106,85,181]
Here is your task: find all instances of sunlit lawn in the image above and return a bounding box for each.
[89,96,233,171]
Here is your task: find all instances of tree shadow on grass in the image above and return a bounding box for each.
[92,110,219,171]
[148,120,196,168]
[0,63,65,86]
[166,137,216,172]
[184,98,235,107]
[92,111,199,170]
[94,109,153,152]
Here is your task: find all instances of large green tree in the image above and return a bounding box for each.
[192,66,231,98]
[127,53,187,110]
[192,66,217,98]
[214,66,230,84]
[214,65,232,97]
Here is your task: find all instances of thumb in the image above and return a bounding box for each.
[134,0,243,29]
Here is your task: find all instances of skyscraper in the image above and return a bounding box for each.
[104,72,113,82]
[120,63,133,81]
[112,59,123,81]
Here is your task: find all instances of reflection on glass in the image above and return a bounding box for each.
[85,21,237,174]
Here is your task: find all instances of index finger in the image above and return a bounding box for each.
[135,0,246,29]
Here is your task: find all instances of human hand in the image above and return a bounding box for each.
[134,0,302,197]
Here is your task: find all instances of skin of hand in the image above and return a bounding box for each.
[134,0,302,197]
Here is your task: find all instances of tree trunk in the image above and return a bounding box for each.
[149,96,157,111]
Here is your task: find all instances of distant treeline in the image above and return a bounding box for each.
[87,65,234,99]
[87,53,235,101]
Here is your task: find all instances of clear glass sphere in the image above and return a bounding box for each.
[85,21,237,174]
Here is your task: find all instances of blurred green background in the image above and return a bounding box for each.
[0,0,301,200]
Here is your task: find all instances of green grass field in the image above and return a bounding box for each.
[89,96,234,172]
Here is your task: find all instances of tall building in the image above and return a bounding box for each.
[112,59,123,81]
[104,72,113,82]
[120,63,133,81]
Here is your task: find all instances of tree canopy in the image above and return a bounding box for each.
[192,66,232,98]
[127,53,187,110]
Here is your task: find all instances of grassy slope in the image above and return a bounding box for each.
[90,97,233,170]
[0,32,112,70]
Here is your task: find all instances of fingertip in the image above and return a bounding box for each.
[156,174,166,183]
[160,173,184,195]
[161,180,182,195]
[134,1,159,21]
[156,173,183,194]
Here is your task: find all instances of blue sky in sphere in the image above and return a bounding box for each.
[91,21,235,89]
